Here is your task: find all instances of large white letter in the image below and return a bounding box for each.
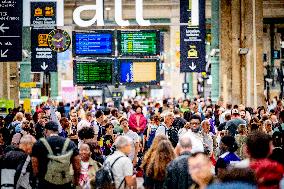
[136,0,151,26]
[115,0,130,27]
[73,0,104,27]
[191,0,199,26]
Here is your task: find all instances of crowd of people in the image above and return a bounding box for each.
[0,96,284,189]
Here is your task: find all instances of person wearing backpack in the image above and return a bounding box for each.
[31,121,81,189]
[95,136,137,189]
[156,112,179,147]
[0,134,36,189]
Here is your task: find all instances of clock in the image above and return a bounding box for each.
[48,29,71,53]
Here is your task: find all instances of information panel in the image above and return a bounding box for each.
[74,60,113,85]
[118,30,160,56]
[0,0,23,62]
[119,59,159,85]
[73,31,114,56]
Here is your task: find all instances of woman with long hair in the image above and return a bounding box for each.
[143,140,176,189]
[141,134,168,171]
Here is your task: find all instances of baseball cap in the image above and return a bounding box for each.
[231,109,239,115]
[45,121,59,131]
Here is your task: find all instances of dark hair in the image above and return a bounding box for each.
[189,114,202,123]
[225,113,231,121]
[183,111,192,122]
[221,136,238,152]
[218,168,256,185]
[279,110,284,122]
[119,117,128,124]
[95,110,104,119]
[190,152,210,160]
[246,131,271,159]
[105,122,113,129]
[110,108,118,116]
[78,127,95,140]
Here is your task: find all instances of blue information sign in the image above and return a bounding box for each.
[73,31,114,56]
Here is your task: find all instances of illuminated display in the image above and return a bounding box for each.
[119,59,158,84]
[74,60,113,85]
[73,31,114,55]
[118,30,160,56]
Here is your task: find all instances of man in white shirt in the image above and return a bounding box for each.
[120,117,139,166]
[105,136,137,189]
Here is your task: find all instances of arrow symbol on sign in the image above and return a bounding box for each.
[0,23,9,33]
[189,62,196,70]
[1,49,8,57]
[41,62,48,70]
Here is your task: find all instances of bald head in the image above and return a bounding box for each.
[178,134,192,152]
[19,135,36,154]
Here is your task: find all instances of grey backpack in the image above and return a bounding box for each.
[40,138,74,185]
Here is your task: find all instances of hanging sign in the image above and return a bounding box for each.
[180,0,206,73]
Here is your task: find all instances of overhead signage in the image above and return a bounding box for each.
[0,0,22,62]
[30,2,56,28]
[73,0,150,27]
[73,60,113,85]
[180,0,206,73]
[118,30,160,56]
[31,29,57,72]
[119,59,159,85]
[73,31,114,56]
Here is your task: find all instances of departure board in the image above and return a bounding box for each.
[118,30,160,56]
[73,31,114,56]
[74,60,113,85]
[119,59,159,84]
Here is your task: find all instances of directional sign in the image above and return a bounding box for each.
[180,0,206,73]
[30,2,56,28]
[31,29,57,72]
[0,0,23,62]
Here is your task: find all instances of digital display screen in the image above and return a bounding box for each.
[73,31,114,55]
[118,30,160,56]
[74,60,113,85]
[120,59,158,84]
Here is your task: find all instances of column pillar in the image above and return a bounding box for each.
[211,0,220,103]
[50,72,58,98]
[188,72,193,99]
[220,0,232,104]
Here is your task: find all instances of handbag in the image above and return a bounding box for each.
[16,155,32,189]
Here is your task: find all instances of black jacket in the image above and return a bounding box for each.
[164,151,194,189]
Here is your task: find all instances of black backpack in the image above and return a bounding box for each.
[164,126,179,147]
[94,156,125,189]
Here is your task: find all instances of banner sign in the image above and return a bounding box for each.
[0,0,23,62]
[30,2,56,28]
[180,0,206,73]
[31,29,57,72]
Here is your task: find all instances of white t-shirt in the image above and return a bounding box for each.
[180,131,204,153]
[122,130,139,161]
[105,151,133,189]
